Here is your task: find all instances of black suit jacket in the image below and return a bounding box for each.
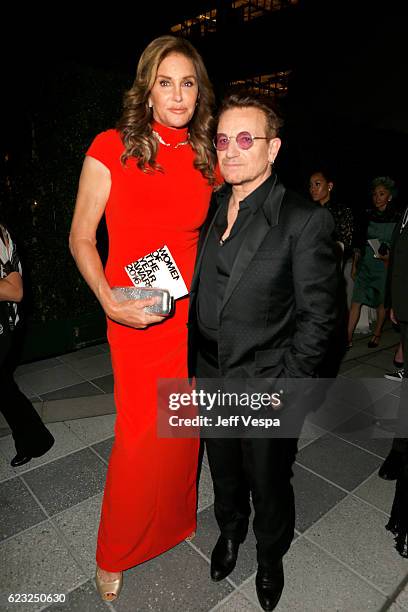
[188,175,338,379]
[387,209,408,322]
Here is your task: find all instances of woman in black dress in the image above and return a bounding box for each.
[0,222,54,466]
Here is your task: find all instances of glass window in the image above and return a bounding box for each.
[229,70,292,97]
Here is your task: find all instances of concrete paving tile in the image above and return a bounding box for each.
[0,477,46,541]
[66,353,112,380]
[114,540,233,611]
[344,341,385,362]
[44,580,110,611]
[306,396,362,434]
[314,376,364,409]
[306,495,408,595]
[389,603,407,612]
[333,412,395,458]
[333,376,399,409]
[64,414,116,445]
[41,395,115,423]
[40,381,104,401]
[58,345,106,364]
[92,437,114,463]
[296,433,381,491]
[364,392,401,420]
[216,590,259,611]
[390,383,402,398]
[241,537,387,611]
[98,343,110,352]
[53,494,102,577]
[16,365,86,396]
[362,349,400,370]
[0,451,16,482]
[197,464,214,513]
[353,472,396,514]
[0,522,86,612]
[90,374,114,393]
[343,362,389,378]
[193,505,258,586]
[338,358,360,374]
[297,420,326,450]
[0,422,85,475]
[395,582,408,611]
[293,464,346,533]
[15,357,62,377]
[23,449,107,516]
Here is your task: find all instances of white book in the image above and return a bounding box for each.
[124,245,188,300]
[367,239,381,258]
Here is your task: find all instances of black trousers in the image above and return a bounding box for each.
[0,330,54,457]
[196,337,297,569]
[392,320,408,454]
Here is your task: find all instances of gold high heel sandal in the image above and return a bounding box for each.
[185,530,196,542]
[95,569,123,601]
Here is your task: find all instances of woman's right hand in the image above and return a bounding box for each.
[100,286,166,329]
[351,265,357,281]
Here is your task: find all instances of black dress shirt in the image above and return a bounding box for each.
[197,174,275,341]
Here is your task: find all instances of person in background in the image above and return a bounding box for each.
[309,169,354,264]
[309,169,353,372]
[378,202,408,557]
[0,222,54,467]
[384,340,404,381]
[348,176,400,348]
[70,36,216,601]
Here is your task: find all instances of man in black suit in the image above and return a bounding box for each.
[379,205,408,482]
[188,94,338,610]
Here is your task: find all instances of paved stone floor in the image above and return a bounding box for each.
[1,327,407,611]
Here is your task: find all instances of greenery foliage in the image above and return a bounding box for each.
[2,62,129,326]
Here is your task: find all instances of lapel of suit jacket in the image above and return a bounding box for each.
[220,175,286,314]
[190,185,230,294]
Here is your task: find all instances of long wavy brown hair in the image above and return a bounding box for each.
[117,36,216,184]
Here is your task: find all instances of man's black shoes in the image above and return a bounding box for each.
[256,560,284,611]
[378,449,401,480]
[10,453,32,467]
[210,536,240,581]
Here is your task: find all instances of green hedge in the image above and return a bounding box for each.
[2,62,130,360]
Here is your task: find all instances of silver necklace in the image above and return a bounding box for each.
[152,130,189,149]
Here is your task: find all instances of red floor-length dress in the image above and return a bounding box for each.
[86,121,213,572]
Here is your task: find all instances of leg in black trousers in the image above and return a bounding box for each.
[0,331,54,462]
[242,437,297,568]
[393,321,408,451]
[205,437,251,542]
[206,436,297,567]
[379,321,408,477]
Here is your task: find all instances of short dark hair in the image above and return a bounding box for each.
[217,93,283,137]
[371,176,397,197]
[309,168,335,184]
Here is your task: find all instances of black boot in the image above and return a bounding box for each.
[210,535,240,581]
[256,560,284,611]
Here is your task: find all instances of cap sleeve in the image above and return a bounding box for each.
[86,129,123,171]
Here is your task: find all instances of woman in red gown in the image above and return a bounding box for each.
[69,36,216,600]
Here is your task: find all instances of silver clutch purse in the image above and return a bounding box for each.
[111,286,174,316]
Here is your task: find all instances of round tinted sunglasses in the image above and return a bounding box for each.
[213,131,272,151]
